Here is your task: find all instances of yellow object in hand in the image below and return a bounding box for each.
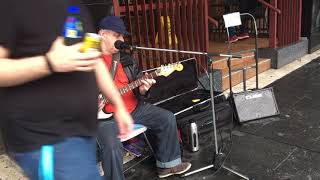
[80,33,101,53]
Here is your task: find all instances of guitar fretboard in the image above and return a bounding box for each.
[100,71,158,104]
[118,71,157,94]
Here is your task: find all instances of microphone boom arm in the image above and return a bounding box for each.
[114,40,241,58]
[132,46,242,59]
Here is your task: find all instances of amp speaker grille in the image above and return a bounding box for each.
[233,87,280,123]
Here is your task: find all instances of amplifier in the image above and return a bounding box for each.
[232,87,280,123]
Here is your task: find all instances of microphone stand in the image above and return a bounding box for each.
[226,13,259,96]
[182,12,259,179]
[124,46,248,179]
[181,55,249,180]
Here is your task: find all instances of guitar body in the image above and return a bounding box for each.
[97,62,183,115]
[98,110,113,120]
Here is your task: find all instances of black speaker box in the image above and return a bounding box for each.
[232,87,280,123]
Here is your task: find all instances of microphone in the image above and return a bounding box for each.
[114,40,135,50]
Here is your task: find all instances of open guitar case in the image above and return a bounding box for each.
[144,58,233,148]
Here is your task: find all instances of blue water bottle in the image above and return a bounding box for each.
[38,145,54,180]
[63,6,83,45]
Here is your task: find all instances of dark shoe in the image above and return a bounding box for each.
[237,32,249,40]
[158,162,192,178]
[228,35,238,43]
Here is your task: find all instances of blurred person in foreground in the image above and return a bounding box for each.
[0,1,132,179]
[96,16,191,180]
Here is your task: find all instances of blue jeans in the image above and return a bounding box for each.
[10,137,101,180]
[228,26,247,37]
[97,121,125,180]
[97,102,181,180]
[132,102,181,168]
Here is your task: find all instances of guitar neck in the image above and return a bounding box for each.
[99,62,182,106]
[118,71,158,95]
[100,71,158,104]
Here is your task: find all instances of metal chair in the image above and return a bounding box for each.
[97,111,154,173]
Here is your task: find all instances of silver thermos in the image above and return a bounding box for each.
[189,122,199,152]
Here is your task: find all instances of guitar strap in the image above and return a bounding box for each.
[99,52,120,115]
[110,52,120,80]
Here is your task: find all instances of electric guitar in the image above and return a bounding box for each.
[98,63,183,119]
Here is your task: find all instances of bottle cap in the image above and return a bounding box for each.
[68,6,80,14]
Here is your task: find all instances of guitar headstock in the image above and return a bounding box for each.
[156,63,184,77]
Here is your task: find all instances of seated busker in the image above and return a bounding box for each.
[96,16,191,180]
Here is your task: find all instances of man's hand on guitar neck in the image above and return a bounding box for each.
[139,72,156,95]
[114,106,134,139]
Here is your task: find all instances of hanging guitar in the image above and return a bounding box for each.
[98,63,184,119]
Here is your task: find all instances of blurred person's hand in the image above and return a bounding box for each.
[113,107,133,139]
[46,37,101,72]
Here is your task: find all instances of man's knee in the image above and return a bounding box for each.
[160,111,177,129]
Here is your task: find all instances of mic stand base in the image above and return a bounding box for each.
[181,56,249,180]
[181,153,249,180]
